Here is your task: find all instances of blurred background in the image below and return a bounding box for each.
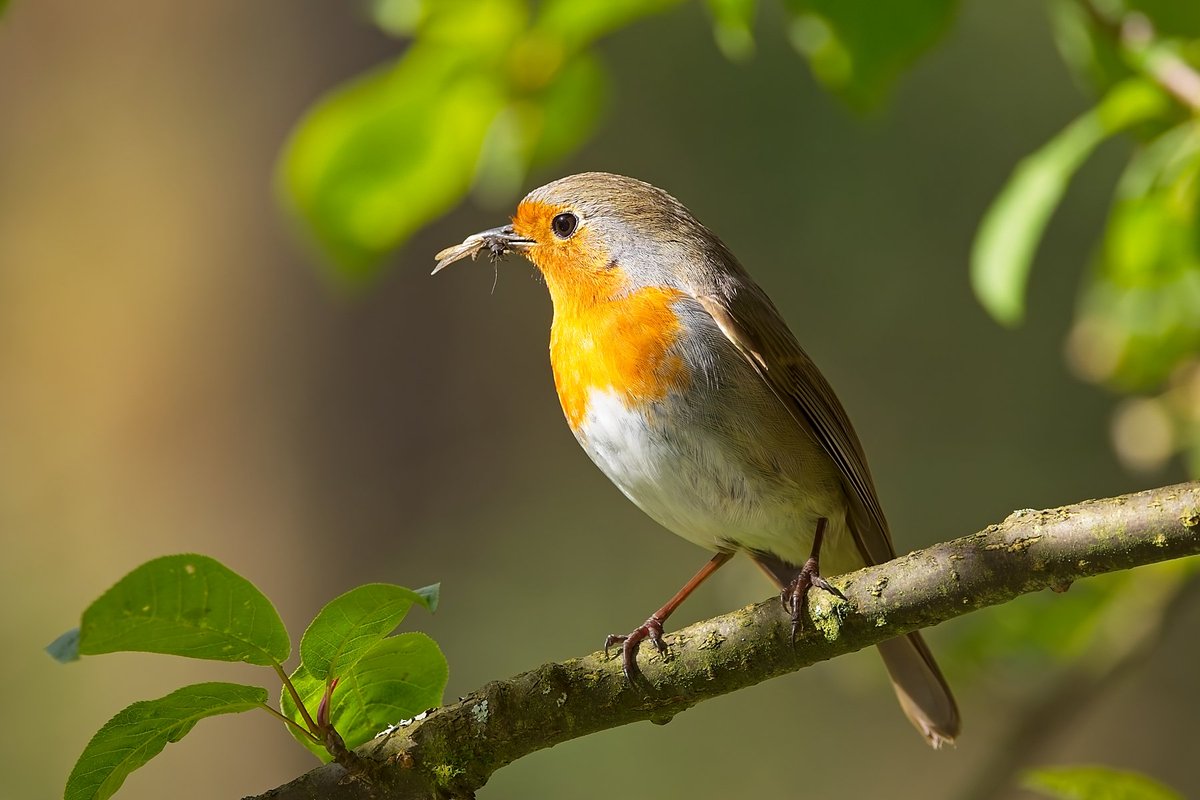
[1,1,1196,798]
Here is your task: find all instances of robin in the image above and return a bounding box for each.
[434,172,960,747]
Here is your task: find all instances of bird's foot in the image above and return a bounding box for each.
[780,557,846,645]
[604,615,667,681]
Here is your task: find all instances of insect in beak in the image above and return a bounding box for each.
[432,225,535,274]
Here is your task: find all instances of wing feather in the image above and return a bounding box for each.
[695,286,895,566]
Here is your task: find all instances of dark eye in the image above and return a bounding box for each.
[551,212,578,239]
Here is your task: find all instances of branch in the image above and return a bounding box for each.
[247,483,1200,800]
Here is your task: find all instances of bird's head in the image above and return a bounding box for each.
[435,172,735,305]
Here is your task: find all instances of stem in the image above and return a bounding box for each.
[274,662,320,736]
[257,702,322,744]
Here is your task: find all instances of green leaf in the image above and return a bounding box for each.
[66,682,267,800]
[300,583,437,681]
[280,46,507,281]
[782,0,959,110]
[971,80,1169,326]
[1071,125,1200,389]
[1024,765,1183,800]
[283,633,448,761]
[705,0,757,62]
[71,554,289,666]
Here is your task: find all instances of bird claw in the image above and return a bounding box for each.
[604,616,667,681]
[781,558,845,645]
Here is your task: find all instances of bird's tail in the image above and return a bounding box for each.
[877,632,960,748]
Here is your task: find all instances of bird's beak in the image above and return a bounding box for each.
[432,225,535,275]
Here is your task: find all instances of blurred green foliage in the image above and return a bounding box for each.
[1077,122,1200,391]
[281,0,672,276]
[943,558,1196,676]
[971,79,1169,327]
[1024,765,1183,800]
[973,0,1200,476]
[280,0,959,277]
[781,0,958,109]
[704,0,756,61]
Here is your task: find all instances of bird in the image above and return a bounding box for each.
[433,171,960,747]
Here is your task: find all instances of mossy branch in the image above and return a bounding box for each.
[247,482,1200,800]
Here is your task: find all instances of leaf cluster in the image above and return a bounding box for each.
[281,0,960,278]
[971,1,1200,474]
[48,555,446,800]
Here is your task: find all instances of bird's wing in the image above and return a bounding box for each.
[695,285,896,565]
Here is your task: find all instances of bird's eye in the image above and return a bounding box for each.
[551,212,578,239]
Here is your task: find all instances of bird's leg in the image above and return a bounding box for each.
[604,551,733,681]
[781,517,847,645]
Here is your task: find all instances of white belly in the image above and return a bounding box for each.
[573,387,862,575]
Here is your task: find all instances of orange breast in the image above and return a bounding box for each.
[510,198,690,430]
[549,281,689,431]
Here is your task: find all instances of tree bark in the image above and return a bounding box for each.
[246,482,1200,800]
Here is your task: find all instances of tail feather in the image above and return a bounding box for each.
[877,632,960,748]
